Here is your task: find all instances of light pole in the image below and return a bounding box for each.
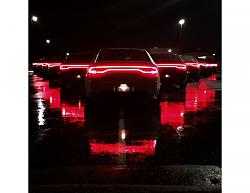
[178,19,185,50]
[30,15,39,67]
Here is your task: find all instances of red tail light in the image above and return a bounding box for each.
[60,64,89,70]
[47,63,62,68]
[185,63,200,68]
[157,64,187,70]
[209,64,218,67]
[176,66,187,70]
[88,66,158,75]
[200,63,217,67]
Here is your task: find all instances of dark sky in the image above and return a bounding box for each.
[29,0,221,57]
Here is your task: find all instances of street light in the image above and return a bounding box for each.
[66,52,70,56]
[179,19,185,25]
[46,39,50,44]
[31,16,38,23]
[178,18,185,50]
[168,49,172,53]
[213,53,216,56]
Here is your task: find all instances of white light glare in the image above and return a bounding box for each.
[62,108,66,116]
[37,99,45,126]
[32,16,38,22]
[213,53,216,56]
[66,52,70,56]
[46,39,50,44]
[118,84,130,92]
[179,19,185,25]
[121,129,126,140]
[168,49,172,53]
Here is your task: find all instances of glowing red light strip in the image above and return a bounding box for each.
[60,64,89,70]
[185,63,200,68]
[156,64,186,70]
[33,63,45,66]
[88,66,158,74]
[47,63,62,67]
[209,64,218,67]
[200,63,217,67]
[40,63,48,67]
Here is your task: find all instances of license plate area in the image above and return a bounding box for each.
[114,84,132,92]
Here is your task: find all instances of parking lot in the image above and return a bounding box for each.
[29,71,221,191]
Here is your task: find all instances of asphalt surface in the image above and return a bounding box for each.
[29,72,221,192]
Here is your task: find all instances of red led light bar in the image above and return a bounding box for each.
[47,63,62,68]
[32,63,45,66]
[88,66,158,74]
[200,63,218,67]
[185,62,200,68]
[60,64,89,70]
[156,64,187,70]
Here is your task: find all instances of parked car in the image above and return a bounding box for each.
[197,56,218,77]
[180,55,200,82]
[60,53,95,94]
[85,48,160,104]
[32,58,47,77]
[148,52,188,89]
[46,57,63,87]
[33,57,63,81]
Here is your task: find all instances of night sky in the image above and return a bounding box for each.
[29,0,221,59]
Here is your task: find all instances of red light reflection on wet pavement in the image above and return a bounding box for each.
[33,75,216,130]
[61,100,84,123]
[90,139,156,155]
[33,76,61,108]
[185,80,215,112]
[160,79,216,127]
[160,102,184,128]
[30,74,221,167]
[32,75,84,124]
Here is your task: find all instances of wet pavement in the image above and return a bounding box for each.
[29,73,221,191]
